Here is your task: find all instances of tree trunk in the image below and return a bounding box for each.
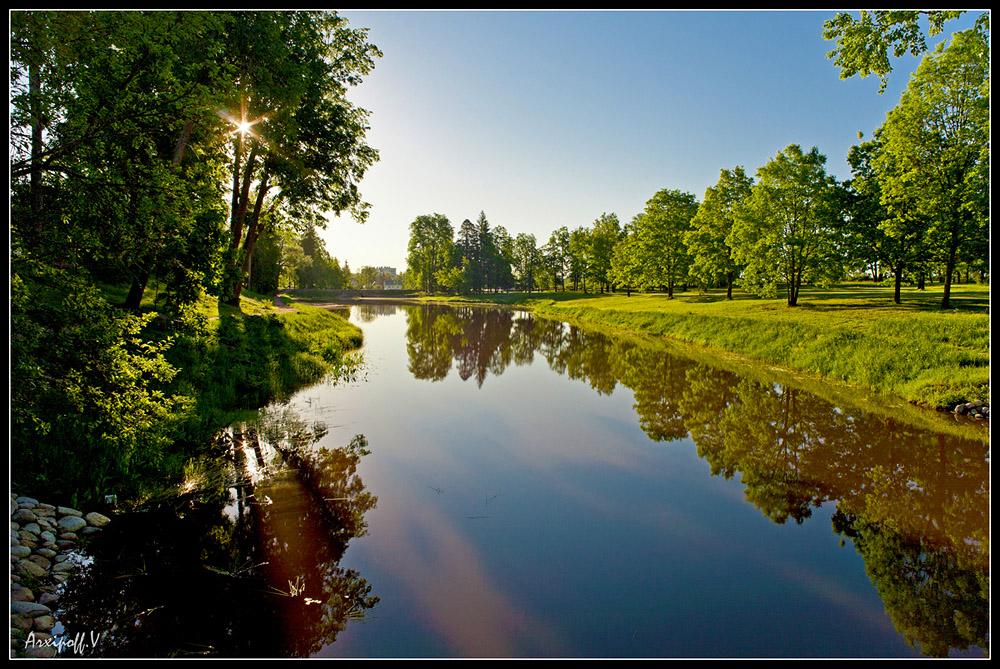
[124,265,152,311]
[893,262,904,304]
[29,60,44,241]
[233,167,271,302]
[941,242,957,309]
[726,273,733,300]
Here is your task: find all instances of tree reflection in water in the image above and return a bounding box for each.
[394,303,989,658]
[58,407,378,657]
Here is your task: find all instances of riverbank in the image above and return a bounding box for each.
[10,494,111,658]
[11,291,365,512]
[284,283,990,415]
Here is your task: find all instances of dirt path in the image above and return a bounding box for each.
[272,291,299,313]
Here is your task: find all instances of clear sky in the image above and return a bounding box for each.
[322,9,980,273]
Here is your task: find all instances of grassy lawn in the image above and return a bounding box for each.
[434,282,990,410]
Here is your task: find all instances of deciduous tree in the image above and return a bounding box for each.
[729,145,841,306]
[873,29,989,309]
[686,168,753,299]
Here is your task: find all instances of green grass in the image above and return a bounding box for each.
[433,282,990,410]
[114,290,364,504]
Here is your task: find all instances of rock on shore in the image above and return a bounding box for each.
[9,494,110,658]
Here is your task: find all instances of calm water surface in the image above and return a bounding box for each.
[63,303,990,658]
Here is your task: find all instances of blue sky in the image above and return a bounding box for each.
[323,9,980,272]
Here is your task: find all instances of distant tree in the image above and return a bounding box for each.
[568,226,592,292]
[488,225,516,293]
[513,233,543,292]
[544,226,571,291]
[729,145,842,307]
[686,168,753,299]
[588,213,623,293]
[456,218,481,292]
[406,213,454,292]
[633,189,699,298]
[609,219,643,297]
[356,265,378,289]
[475,211,498,292]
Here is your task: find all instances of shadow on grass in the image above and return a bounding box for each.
[565,283,989,314]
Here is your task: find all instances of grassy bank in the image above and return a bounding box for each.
[11,286,364,507]
[422,283,990,411]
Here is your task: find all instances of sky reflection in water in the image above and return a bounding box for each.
[288,304,989,659]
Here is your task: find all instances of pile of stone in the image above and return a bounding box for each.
[9,494,110,659]
[953,400,989,421]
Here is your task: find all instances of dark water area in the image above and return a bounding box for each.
[60,303,989,658]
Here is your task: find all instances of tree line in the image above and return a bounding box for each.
[406,15,988,308]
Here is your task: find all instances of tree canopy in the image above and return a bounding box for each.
[822,10,988,93]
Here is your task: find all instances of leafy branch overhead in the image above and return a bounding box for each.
[822,10,988,93]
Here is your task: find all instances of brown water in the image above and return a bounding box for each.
[60,303,990,658]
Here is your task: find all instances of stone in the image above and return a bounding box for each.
[11,586,34,602]
[84,512,111,528]
[39,531,56,545]
[56,506,82,517]
[11,601,51,617]
[11,614,33,633]
[11,508,37,524]
[57,515,87,533]
[24,646,57,659]
[35,547,57,559]
[32,616,56,633]
[15,496,39,507]
[10,545,31,559]
[27,555,52,571]
[16,533,38,549]
[51,560,76,573]
[38,593,59,607]
[16,559,47,579]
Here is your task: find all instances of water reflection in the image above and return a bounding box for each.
[384,303,989,657]
[59,407,378,657]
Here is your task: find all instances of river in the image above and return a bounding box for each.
[60,303,990,658]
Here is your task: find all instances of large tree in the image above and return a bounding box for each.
[10,11,231,311]
[221,11,380,303]
[685,168,753,299]
[632,190,699,298]
[588,213,623,293]
[873,29,989,309]
[406,213,455,293]
[729,145,842,307]
[843,136,931,304]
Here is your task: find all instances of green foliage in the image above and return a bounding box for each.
[467,284,989,410]
[11,258,188,505]
[729,145,842,306]
[822,10,980,93]
[220,11,381,302]
[9,11,373,504]
[873,29,989,309]
[631,190,699,297]
[686,167,753,297]
[406,213,455,293]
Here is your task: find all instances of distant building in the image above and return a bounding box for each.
[375,266,402,290]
